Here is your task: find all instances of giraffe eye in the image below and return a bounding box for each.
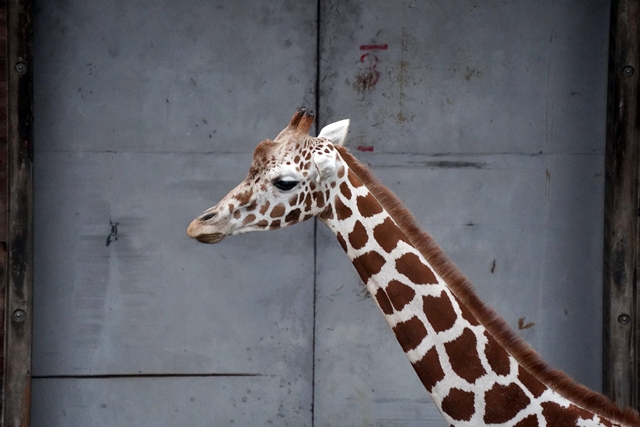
[273,179,299,191]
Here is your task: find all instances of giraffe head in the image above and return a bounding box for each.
[187,108,350,243]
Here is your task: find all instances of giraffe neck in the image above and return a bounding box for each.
[318,146,637,427]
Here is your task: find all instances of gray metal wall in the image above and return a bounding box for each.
[32,1,610,426]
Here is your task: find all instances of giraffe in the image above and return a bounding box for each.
[187,108,640,427]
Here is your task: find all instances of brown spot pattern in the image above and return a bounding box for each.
[234,189,252,206]
[393,316,428,352]
[314,191,325,208]
[356,193,384,218]
[373,217,410,253]
[458,300,480,326]
[336,232,348,252]
[285,209,301,223]
[518,366,546,398]
[423,292,457,333]
[541,402,584,427]
[514,415,539,427]
[375,288,394,315]
[339,182,352,200]
[256,219,269,228]
[349,221,369,250]
[259,201,270,215]
[242,214,256,225]
[444,328,487,384]
[352,251,386,283]
[304,192,313,210]
[335,196,353,220]
[412,347,445,392]
[270,204,286,218]
[386,280,415,312]
[484,332,511,376]
[348,170,363,187]
[319,205,333,220]
[484,383,531,424]
[441,388,475,421]
[246,200,257,211]
[337,165,345,178]
[395,253,438,285]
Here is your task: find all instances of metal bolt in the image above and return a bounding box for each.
[622,65,634,77]
[12,309,26,323]
[618,313,631,325]
[14,62,27,75]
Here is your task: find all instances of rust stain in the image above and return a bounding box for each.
[354,57,380,94]
[517,318,536,330]
[464,66,484,81]
[17,376,32,427]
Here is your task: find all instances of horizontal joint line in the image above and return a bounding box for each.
[32,373,264,379]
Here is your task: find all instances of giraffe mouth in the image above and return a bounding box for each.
[195,232,226,244]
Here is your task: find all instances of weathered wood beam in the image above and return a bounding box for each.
[3,0,33,426]
[603,0,640,412]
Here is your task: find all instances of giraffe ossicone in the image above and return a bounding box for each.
[187,108,639,427]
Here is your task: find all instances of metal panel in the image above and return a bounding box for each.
[35,0,317,154]
[33,0,613,426]
[319,0,609,155]
[316,1,609,425]
[33,152,315,376]
[32,0,317,425]
[32,376,309,426]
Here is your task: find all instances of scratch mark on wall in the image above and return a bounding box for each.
[106,221,119,246]
[545,169,551,199]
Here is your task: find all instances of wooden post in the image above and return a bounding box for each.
[2,0,33,426]
[0,1,8,425]
[603,0,639,411]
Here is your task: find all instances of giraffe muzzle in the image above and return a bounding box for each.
[194,232,225,244]
[187,214,227,244]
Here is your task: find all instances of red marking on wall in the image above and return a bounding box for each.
[354,43,387,94]
[360,54,379,63]
[357,146,374,152]
[360,44,388,50]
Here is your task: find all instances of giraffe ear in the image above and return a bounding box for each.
[318,119,350,146]
[313,150,338,182]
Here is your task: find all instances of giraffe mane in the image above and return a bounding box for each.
[335,145,640,427]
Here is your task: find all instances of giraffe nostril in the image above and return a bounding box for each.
[200,212,217,222]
